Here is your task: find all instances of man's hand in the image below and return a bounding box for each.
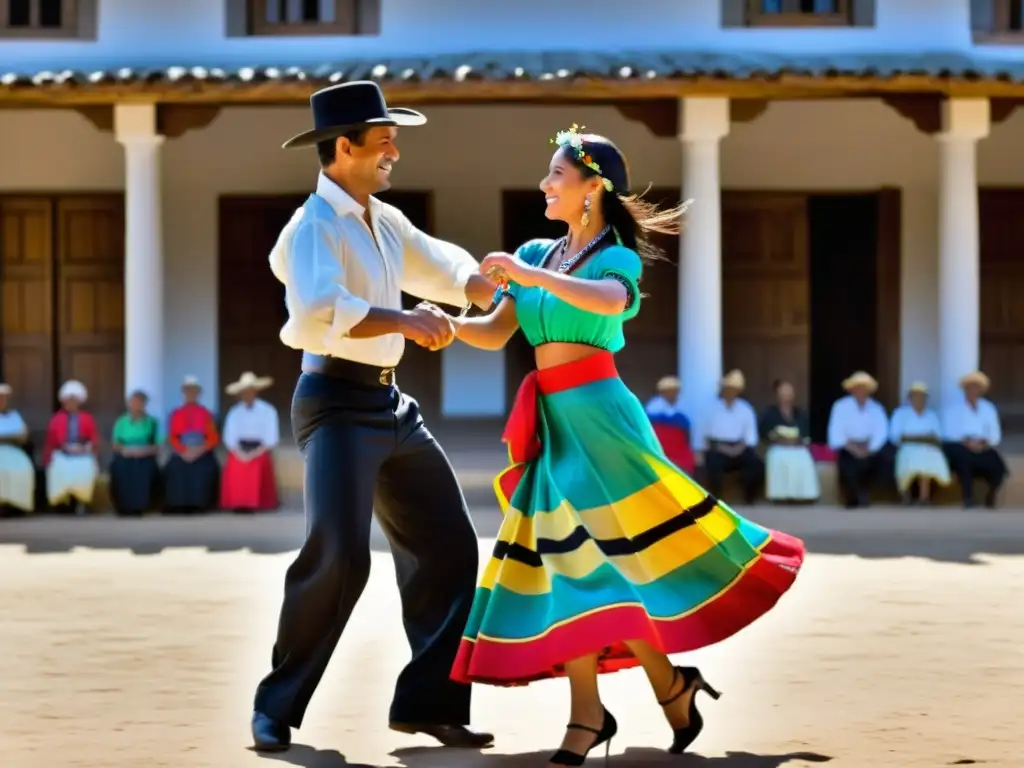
[464,273,499,310]
[401,303,456,350]
[846,442,868,458]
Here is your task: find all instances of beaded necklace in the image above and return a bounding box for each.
[552,225,611,273]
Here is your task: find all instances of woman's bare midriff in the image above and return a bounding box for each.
[534,342,604,370]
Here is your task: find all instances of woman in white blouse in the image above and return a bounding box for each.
[0,383,35,515]
[889,382,950,505]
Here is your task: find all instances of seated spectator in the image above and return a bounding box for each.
[109,390,162,517]
[827,371,891,509]
[645,375,695,474]
[164,375,220,514]
[220,372,280,513]
[942,371,1008,509]
[699,369,763,504]
[760,379,819,503]
[44,380,99,514]
[889,381,950,506]
[0,383,35,516]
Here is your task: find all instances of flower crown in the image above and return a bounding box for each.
[551,124,615,192]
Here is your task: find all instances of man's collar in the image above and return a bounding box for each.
[316,172,380,218]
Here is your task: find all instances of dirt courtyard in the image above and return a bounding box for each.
[1,507,1022,768]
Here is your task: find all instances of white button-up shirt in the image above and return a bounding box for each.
[0,409,27,439]
[942,398,1002,447]
[888,405,942,444]
[827,395,888,452]
[699,398,758,448]
[269,173,479,367]
[222,398,280,451]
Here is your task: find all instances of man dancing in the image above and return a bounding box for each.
[252,81,496,752]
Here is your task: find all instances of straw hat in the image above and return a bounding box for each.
[181,374,201,388]
[907,381,929,395]
[0,383,10,395]
[842,371,878,393]
[656,376,681,392]
[720,369,746,391]
[58,379,88,403]
[959,371,990,392]
[225,371,273,396]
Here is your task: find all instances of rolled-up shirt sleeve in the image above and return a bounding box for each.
[388,206,478,309]
[286,218,371,340]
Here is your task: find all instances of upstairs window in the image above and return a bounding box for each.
[0,0,94,38]
[246,0,379,36]
[745,0,852,26]
[973,1,1024,39]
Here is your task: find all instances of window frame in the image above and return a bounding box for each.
[744,0,853,27]
[244,0,378,37]
[0,0,95,40]
[974,0,1024,43]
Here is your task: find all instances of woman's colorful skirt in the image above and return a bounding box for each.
[450,352,806,687]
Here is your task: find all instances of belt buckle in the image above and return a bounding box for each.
[379,367,395,386]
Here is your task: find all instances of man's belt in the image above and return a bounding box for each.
[301,353,396,387]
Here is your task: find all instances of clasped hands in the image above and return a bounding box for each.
[402,253,529,352]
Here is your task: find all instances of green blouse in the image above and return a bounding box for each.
[112,413,160,446]
[496,239,642,352]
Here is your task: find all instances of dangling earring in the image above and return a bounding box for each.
[581,195,592,227]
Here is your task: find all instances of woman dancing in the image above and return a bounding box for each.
[449,125,806,766]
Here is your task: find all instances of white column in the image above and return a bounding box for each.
[115,104,165,419]
[678,97,730,443]
[936,98,988,410]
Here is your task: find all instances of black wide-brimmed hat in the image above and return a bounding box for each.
[282,80,426,149]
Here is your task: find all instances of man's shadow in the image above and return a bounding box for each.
[256,744,832,768]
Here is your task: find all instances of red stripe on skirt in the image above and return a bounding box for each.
[451,531,804,686]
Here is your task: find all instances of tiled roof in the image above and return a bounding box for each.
[5,51,1024,96]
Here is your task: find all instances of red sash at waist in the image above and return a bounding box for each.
[496,351,618,508]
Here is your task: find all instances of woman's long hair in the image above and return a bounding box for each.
[560,134,687,261]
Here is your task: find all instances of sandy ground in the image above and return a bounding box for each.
[1,506,1023,768]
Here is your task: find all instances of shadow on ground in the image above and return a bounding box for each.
[257,744,832,768]
[2,505,1024,565]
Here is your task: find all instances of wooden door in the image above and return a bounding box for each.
[219,194,305,419]
[620,187,681,399]
[721,192,810,411]
[56,195,126,443]
[0,194,124,454]
[979,188,1024,423]
[875,188,902,410]
[0,197,56,446]
[218,190,437,422]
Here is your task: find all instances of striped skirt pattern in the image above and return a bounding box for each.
[451,352,805,687]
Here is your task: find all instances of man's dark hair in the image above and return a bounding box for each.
[317,127,369,167]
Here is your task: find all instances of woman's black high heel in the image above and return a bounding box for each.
[657,665,721,754]
[548,707,618,765]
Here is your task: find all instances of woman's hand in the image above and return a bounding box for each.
[480,252,542,288]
